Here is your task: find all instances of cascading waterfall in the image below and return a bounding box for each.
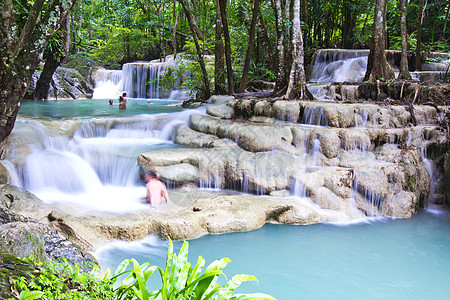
[309,49,369,83]
[15,111,200,212]
[351,179,385,217]
[420,142,444,206]
[93,57,179,99]
[0,160,22,187]
[93,70,123,99]
[354,111,369,128]
[301,107,328,126]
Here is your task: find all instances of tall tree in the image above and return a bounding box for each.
[285,0,312,100]
[256,9,274,71]
[364,0,394,81]
[342,0,357,48]
[238,0,259,93]
[272,0,291,96]
[0,0,76,142]
[415,0,425,71]
[178,0,211,100]
[214,2,226,95]
[218,0,234,95]
[172,0,178,59]
[398,0,411,80]
[33,13,71,100]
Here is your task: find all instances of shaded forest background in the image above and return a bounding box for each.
[65,0,450,69]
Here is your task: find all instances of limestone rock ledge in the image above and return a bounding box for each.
[0,184,328,251]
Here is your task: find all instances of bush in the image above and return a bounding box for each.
[10,240,276,300]
[9,258,115,299]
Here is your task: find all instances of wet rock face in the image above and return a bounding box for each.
[64,58,101,86]
[27,66,94,99]
[139,97,448,220]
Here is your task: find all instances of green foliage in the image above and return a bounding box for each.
[409,175,415,190]
[9,258,115,299]
[18,290,44,300]
[107,239,276,300]
[236,103,254,118]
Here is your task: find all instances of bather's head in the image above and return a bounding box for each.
[145,171,157,181]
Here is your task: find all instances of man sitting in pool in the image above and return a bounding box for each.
[144,171,170,207]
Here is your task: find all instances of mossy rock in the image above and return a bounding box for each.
[0,253,36,299]
[64,58,101,85]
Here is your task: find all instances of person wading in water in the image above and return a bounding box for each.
[144,171,170,207]
[119,92,128,109]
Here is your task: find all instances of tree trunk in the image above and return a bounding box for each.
[415,0,425,71]
[364,0,395,82]
[237,0,259,93]
[0,0,76,143]
[177,0,211,100]
[272,0,290,95]
[342,0,356,48]
[285,0,312,100]
[172,0,178,59]
[33,13,71,100]
[214,3,226,95]
[256,11,274,71]
[218,0,234,95]
[398,0,411,80]
[178,0,204,42]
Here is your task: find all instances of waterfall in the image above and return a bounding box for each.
[23,149,103,193]
[0,160,22,187]
[301,107,328,126]
[16,110,195,212]
[351,179,385,217]
[420,142,444,207]
[310,49,369,83]
[93,57,178,99]
[354,111,369,128]
[93,70,123,99]
[291,178,307,198]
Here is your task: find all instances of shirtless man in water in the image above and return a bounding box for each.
[144,171,170,207]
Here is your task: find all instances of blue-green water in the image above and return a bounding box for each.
[95,209,450,300]
[18,98,183,119]
[15,99,450,299]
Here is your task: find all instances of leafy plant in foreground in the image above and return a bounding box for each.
[9,257,115,299]
[108,239,276,300]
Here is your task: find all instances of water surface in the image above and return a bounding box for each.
[19,98,183,119]
[95,209,450,300]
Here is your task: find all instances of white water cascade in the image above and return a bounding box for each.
[93,56,180,99]
[15,112,203,213]
[310,49,369,83]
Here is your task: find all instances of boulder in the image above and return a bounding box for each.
[28,67,93,99]
[64,58,101,86]
[206,103,235,119]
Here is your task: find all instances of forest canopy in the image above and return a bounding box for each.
[69,0,450,68]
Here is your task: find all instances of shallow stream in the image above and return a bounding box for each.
[14,99,450,299]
